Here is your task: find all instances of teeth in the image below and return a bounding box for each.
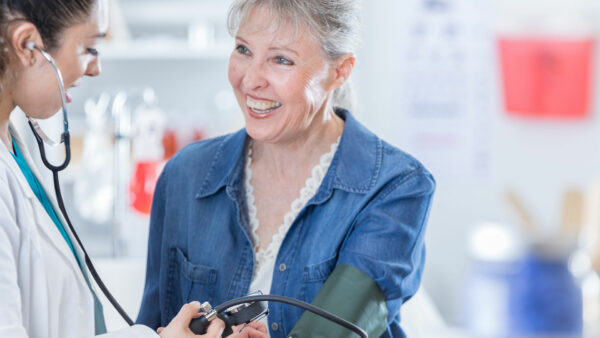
[246,97,282,111]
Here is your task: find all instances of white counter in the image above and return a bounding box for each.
[93,258,147,331]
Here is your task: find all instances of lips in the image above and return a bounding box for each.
[64,80,80,103]
[246,96,282,118]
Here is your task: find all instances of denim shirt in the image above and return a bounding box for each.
[137,109,435,338]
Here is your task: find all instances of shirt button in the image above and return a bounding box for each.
[271,322,279,331]
[279,263,287,272]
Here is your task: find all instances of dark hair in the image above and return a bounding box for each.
[0,0,96,80]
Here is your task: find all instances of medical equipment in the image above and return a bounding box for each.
[129,88,165,215]
[24,41,70,166]
[190,291,269,337]
[289,264,387,337]
[25,41,134,326]
[189,294,368,338]
[74,93,114,224]
[111,90,132,256]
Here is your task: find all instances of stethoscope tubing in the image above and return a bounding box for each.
[27,44,134,326]
[36,47,69,135]
[47,164,135,326]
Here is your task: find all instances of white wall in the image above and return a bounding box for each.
[354,0,600,324]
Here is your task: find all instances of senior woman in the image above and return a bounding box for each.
[137,0,435,337]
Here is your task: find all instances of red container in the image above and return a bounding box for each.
[498,37,594,119]
[130,161,162,215]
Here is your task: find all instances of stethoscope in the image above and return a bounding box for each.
[24,41,134,326]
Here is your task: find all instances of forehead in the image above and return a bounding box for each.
[63,1,106,39]
[85,0,109,35]
[237,5,317,48]
[95,0,109,34]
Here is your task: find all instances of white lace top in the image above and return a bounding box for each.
[245,139,340,300]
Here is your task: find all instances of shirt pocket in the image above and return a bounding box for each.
[299,256,338,304]
[167,247,217,319]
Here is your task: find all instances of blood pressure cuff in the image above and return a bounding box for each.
[288,264,388,337]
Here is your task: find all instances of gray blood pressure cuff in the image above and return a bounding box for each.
[289,264,388,337]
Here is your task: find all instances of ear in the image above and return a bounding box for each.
[7,21,44,67]
[329,54,355,90]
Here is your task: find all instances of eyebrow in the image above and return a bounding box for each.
[93,32,107,39]
[236,36,299,56]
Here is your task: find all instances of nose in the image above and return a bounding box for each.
[242,60,267,91]
[85,56,101,77]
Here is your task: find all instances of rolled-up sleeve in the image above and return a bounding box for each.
[336,169,435,322]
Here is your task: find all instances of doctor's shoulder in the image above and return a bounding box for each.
[0,158,22,229]
[0,155,23,202]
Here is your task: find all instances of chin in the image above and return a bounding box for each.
[32,110,60,120]
[245,125,269,142]
[19,102,62,120]
[244,126,264,141]
[246,127,286,144]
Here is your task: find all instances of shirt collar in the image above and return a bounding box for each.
[310,108,382,204]
[0,124,35,199]
[196,109,382,199]
[195,130,248,198]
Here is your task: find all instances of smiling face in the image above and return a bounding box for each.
[228,5,341,145]
[10,0,106,119]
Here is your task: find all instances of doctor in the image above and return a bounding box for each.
[0,0,267,337]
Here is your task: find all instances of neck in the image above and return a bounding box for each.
[251,107,344,181]
[0,91,16,152]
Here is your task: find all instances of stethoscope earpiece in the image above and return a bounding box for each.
[25,41,36,51]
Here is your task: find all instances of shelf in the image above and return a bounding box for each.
[98,40,233,60]
[118,0,230,25]
[103,0,233,61]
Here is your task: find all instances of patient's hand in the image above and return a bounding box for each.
[228,322,268,338]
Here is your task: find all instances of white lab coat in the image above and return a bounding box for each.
[0,125,157,338]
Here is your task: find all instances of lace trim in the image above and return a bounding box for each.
[244,138,340,274]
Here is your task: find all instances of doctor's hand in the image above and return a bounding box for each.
[157,301,225,337]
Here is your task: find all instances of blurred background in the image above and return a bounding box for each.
[10,0,600,336]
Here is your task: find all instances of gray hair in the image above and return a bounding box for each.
[227,0,361,111]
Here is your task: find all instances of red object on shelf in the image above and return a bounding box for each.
[498,37,594,119]
[162,129,178,160]
[192,128,206,142]
[129,161,162,215]
[161,128,207,160]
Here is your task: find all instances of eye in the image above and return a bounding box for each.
[274,56,293,66]
[235,44,251,55]
[87,47,99,56]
